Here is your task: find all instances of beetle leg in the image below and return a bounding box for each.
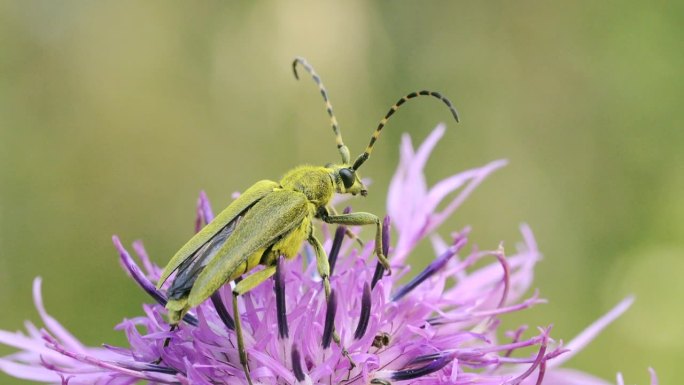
[322,212,391,274]
[232,265,277,385]
[326,205,364,246]
[307,235,344,352]
[308,235,357,369]
[152,325,178,365]
[308,235,332,299]
[346,228,364,246]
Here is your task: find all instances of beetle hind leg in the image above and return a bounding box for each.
[154,299,189,365]
[231,265,278,385]
[152,324,178,365]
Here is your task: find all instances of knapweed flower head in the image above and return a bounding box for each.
[0,125,656,385]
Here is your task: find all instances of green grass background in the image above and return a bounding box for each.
[1,2,681,384]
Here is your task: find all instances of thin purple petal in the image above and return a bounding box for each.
[113,236,167,306]
[549,296,634,367]
[392,237,466,301]
[113,236,198,326]
[32,278,86,355]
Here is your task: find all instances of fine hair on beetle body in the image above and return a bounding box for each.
[153,56,459,385]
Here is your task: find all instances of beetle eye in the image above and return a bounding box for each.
[339,168,355,189]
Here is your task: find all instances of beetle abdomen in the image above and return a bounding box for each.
[272,214,312,262]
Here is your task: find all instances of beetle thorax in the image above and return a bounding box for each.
[280,166,335,208]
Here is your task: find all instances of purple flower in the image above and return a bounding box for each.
[0,125,656,385]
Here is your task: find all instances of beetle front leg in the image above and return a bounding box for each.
[326,205,364,247]
[308,235,333,299]
[308,235,356,369]
[232,266,277,385]
[322,212,390,274]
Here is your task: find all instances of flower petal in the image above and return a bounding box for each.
[32,278,86,355]
[549,296,634,367]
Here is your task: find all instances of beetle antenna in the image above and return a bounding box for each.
[292,57,351,164]
[352,90,459,171]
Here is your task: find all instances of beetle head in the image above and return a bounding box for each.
[327,164,367,197]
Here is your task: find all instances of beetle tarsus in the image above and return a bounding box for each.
[377,251,391,275]
[342,346,357,370]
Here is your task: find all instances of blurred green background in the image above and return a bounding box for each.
[0,1,681,384]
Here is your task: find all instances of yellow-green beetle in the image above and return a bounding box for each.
[155,57,459,385]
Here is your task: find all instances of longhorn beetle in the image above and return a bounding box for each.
[155,57,459,385]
